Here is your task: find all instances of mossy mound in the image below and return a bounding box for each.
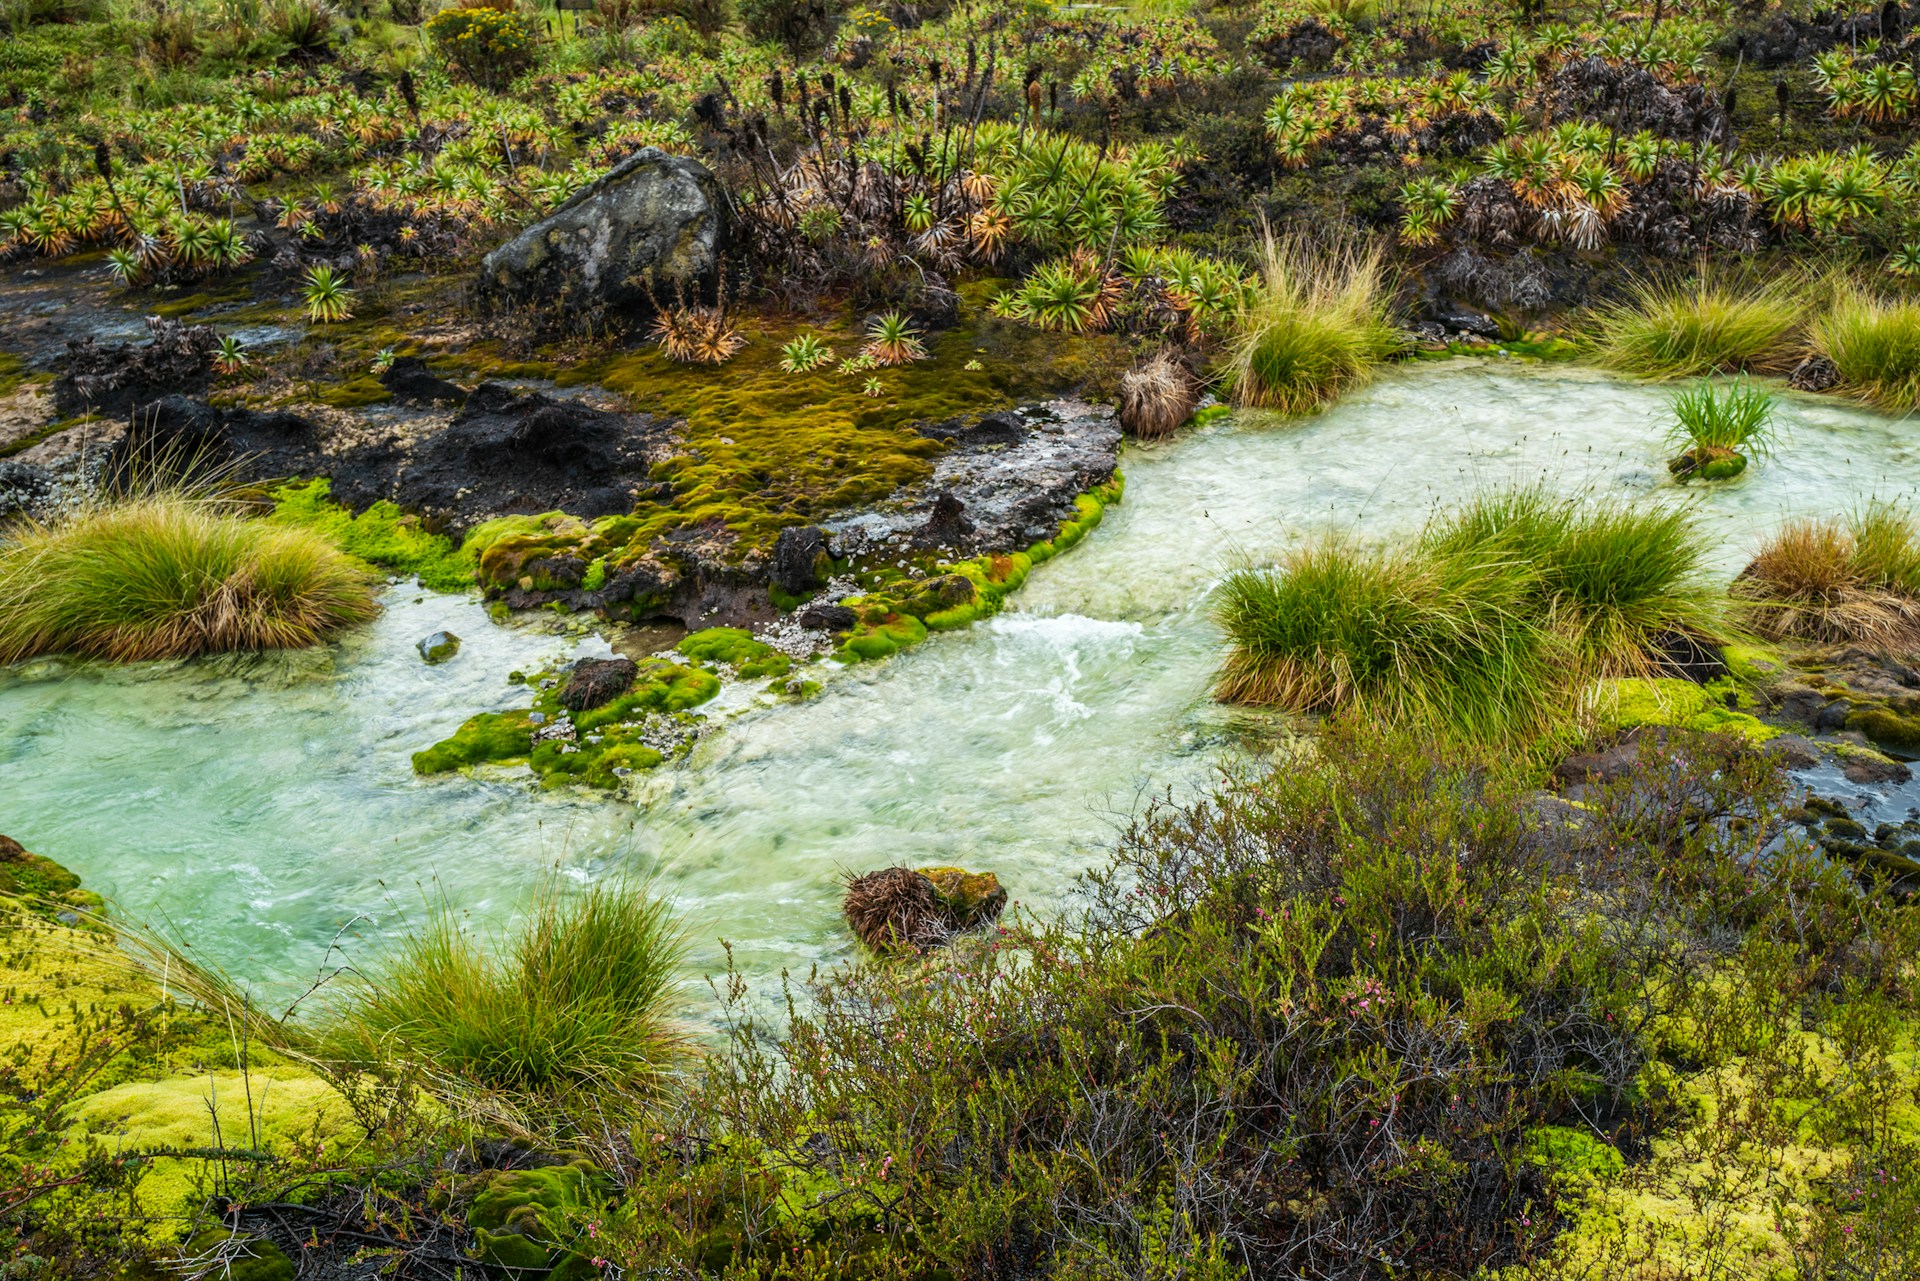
[466,1160,610,1280]
[70,1072,357,1222]
[678,627,792,679]
[413,658,719,789]
[0,834,103,919]
[270,479,477,593]
[833,476,1123,664]
[1590,676,1781,744]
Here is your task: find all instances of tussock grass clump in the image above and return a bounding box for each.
[1423,489,1723,677]
[1810,287,1920,410]
[1590,274,1804,377]
[1736,502,1920,646]
[0,493,376,663]
[1116,348,1199,439]
[1228,229,1401,415]
[325,879,688,1122]
[1215,536,1552,739]
[1218,489,1724,738]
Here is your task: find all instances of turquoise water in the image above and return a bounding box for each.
[3,361,1915,1020]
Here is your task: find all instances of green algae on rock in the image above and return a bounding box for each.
[833,476,1124,664]
[412,657,720,789]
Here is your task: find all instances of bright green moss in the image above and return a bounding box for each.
[1526,1125,1626,1186]
[678,627,774,666]
[413,661,718,789]
[270,479,476,592]
[574,662,720,730]
[468,1161,608,1280]
[411,709,534,774]
[1592,678,1781,743]
[670,634,787,679]
[833,474,1123,662]
[314,373,392,408]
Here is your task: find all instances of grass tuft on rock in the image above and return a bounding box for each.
[323,878,688,1126]
[1589,273,1804,377]
[0,491,376,663]
[1227,228,1400,415]
[1674,376,1774,466]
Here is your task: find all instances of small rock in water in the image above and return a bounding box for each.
[417,631,461,664]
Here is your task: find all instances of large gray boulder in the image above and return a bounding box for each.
[476,147,726,324]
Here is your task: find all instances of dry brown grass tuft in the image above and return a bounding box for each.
[1735,510,1920,647]
[1117,349,1199,439]
[843,867,945,953]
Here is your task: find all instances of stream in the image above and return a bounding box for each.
[3,360,1918,1023]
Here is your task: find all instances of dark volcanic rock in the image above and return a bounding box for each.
[914,490,976,549]
[772,525,831,596]
[55,318,216,418]
[559,657,639,712]
[799,603,858,632]
[476,147,726,326]
[829,400,1122,560]
[392,383,675,530]
[119,394,333,487]
[380,356,466,407]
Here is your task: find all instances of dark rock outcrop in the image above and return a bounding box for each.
[476,147,726,326]
[119,395,329,487]
[54,318,216,418]
[380,356,467,408]
[799,603,858,632]
[771,525,831,597]
[829,400,1121,561]
[392,383,677,531]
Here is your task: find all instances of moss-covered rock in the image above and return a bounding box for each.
[1591,677,1781,744]
[413,658,719,789]
[0,834,102,918]
[917,867,1008,929]
[1846,705,1920,751]
[467,1159,610,1280]
[411,708,535,774]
